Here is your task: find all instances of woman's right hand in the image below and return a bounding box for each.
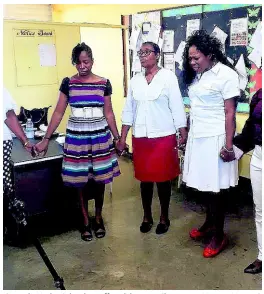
[35,139,49,156]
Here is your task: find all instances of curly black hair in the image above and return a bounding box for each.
[182,30,235,85]
[71,42,93,65]
[142,41,160,56]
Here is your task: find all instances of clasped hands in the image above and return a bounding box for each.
[23,139,49,158]
[219,145,236,162]
[114,138,128,157]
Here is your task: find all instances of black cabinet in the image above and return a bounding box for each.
[5,138,79,246]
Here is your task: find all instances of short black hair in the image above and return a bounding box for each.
[71,42,93,65]
[182,30,235,85]
[142,41,160,56]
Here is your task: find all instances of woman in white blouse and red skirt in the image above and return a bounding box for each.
[117,42,187,234]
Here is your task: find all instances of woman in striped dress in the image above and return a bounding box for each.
[35,43,121,241]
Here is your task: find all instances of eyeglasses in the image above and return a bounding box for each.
[137,50,155,57]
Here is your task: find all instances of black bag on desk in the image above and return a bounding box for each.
[17,106,51,128]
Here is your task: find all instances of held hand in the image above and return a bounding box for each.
[220,146,236,162]
[178,128,188,151]
[178,135,187,151]
[24,141,34,154]
[35,139,49,156]
[115,139,127,157]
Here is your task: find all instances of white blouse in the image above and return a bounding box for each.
[188,62,240,138]
[122,68,187,138]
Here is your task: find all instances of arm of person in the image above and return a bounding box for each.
[168,72,187,145]
[35,92,68,155]
[224,98,236,150]
[5,110,34,152]
[220,70,240,162]
[103,95,120,140]
[118,85,134,151]
[103,79,120,141]
[233,90,259,155]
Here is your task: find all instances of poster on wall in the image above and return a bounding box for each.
[38,44,57,67]
[162,30,174,52]
[163,53,175,72]
[230,17,248,46]
[132,52,142,73]
[132,11,161,28]
[186,19,200,39]
[142,23,161,44]
[211,26,228,53]
[174,41,186,70]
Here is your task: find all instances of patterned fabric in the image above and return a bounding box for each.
[60,77,120,187]
[233,89,262,153]
[3,140,13,194]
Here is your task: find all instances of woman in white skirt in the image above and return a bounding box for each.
[233,89,262,274]
[182,30,240,258]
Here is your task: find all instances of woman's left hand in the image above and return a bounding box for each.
[23,141,34,152]
[220,146,236,162]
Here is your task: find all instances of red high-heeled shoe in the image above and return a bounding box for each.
[189,227,214,240]
[203,235,228,258]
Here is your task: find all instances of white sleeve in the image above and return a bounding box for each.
[233,145,244,160]
[168,73,187,130]
[3,87,17,120]
[121,85,134,126]
[221,69,240,100]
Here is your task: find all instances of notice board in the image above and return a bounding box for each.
[13,28,58,86]
[162,4,262,112]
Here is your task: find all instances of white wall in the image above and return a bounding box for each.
[3,4,52,21]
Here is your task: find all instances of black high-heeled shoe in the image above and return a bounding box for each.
[81,224,93,241]
[93,218,106,238]
[244,259,262,274]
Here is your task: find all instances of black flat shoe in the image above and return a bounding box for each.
[244,260,262,274]
[81,224,93,241]
[156,219,170,235]
[140,219,153,233]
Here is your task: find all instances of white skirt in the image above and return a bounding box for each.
[182,133,238,193]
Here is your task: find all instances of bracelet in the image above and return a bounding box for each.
[113,135,121,141]
[223,146,234,153]
[24,140,30,147]
[44,136,51,140]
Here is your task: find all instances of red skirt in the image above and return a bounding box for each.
[132,134,180,182]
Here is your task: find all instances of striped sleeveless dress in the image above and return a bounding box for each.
[60,77,120,188]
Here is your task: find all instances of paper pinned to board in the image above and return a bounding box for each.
[211,26,228,52]
[163,53,175,72]
[38,44,57,67]
[249,21,262,52]
[132,52,142,73]
[129,25,141,50]
[235,54,248,90]
[162,30,174,52]
[144,23,161,44]
[230,17,248,46]
[174,41,186,70]
[248,47,262,68]
[186,19,200,40]
[158,38,164,51]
